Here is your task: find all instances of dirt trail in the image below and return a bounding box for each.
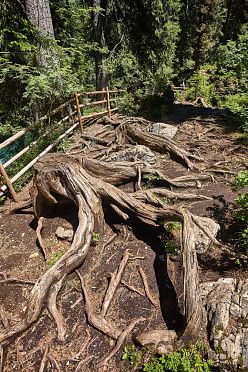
[0,103,247,371]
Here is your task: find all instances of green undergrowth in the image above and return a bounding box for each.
[47,250,65,267]
[233,170,248,250]
[122,343,214,371]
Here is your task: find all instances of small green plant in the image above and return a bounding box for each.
[166,222,181,233]
[164,241,179,255]
[143,173,162,188]
[234,258,242,267]
[233,170,248,249]
[153,193,169,205]
[143,174,162,182]
[56,138,70,152]
[47,250,64,267]
[92,232,100,243]
[0,194,6,205]
[122,344,143,368]
[143,343,213,372]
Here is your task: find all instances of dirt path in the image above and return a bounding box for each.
[0,104,247,371]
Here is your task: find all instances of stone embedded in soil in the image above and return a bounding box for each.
[201,278,248,368]
[55,226,73,241]
[148,123,178,140]
[193,216,220,254]
[135,329,177,355]
[105,145,156,164]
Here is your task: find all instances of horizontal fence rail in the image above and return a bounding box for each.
[0,88,124,200]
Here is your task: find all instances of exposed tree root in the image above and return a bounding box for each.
[121,280,145,297]
[36,217,48,260]
[75,355,94,372]
[47,275,67,341]
[0,114,222,367]
[39,346,49,372]
[139,267,158,307]
[71,329,91,361]
[126,123,200,170]
[133,188,212,204]
[0,345,3,372]
[98,317,145,371]
[0,150,209,348]
[76,271,121,340]
[0,278,35,285]
[4,199,32,215]
[0,306,9,329]
[101,250,130,316]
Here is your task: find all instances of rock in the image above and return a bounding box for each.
[193,216,220,253]
[149,123,178,140]
[135,329,177,355]
[105,145,156,164]
[55,226,73,242]
[29,252,40,258]
[201,278,248,368]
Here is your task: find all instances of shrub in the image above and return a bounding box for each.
[234,170,248,249]
[143,344,213,372]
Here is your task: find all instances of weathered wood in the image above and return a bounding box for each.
[79,99,107,109]
[0,99,75,151]
[106,87,111,118]
[0,110,118,195]
[101,250,130,316]
[0,122,79,194]
[75,93,83,134]
[3,110,77,169]
[126,123,196,170]
[0,163,18,201]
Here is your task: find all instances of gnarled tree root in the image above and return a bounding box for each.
[0,152,211,356]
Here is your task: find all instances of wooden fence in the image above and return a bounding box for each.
[0,88,125,200]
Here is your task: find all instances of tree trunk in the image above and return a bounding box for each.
[92,0,108,90]
[25,0,57,67]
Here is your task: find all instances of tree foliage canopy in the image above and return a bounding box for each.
[0,0,247,138]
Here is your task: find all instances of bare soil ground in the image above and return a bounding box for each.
[0,103,247,371]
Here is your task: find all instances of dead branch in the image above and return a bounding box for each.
[76,271,121,340]
[133,188,212,204]
[98,317,145,371]
[100,233,117,254]
[101,250,130,316]
[192,97,210,108]
[47,275,67,341]
[36,217,48,260]
[137,165,142,190]
[39,346,49,372]
[71,329,91,360]
[190,213,221,247]
[82,134,110,146]
[0,307,9,329]
[0,278,35,285]
[47,354,61,371]
[138,267,158,307]
[0,194,96,344]
[0,345,3,372]
[177,208,203,346]
[75,355,94,372]
[126,123,200,170]
[5,199,32,215]
[121,280,145,297]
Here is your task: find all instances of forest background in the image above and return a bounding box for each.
[0,0,247,141]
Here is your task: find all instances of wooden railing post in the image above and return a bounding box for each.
[106,87,111,118]
[75,93,83,134]
[0,163,18,201]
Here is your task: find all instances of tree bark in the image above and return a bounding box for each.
[92,0,108,90]
[25,0,57,67]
